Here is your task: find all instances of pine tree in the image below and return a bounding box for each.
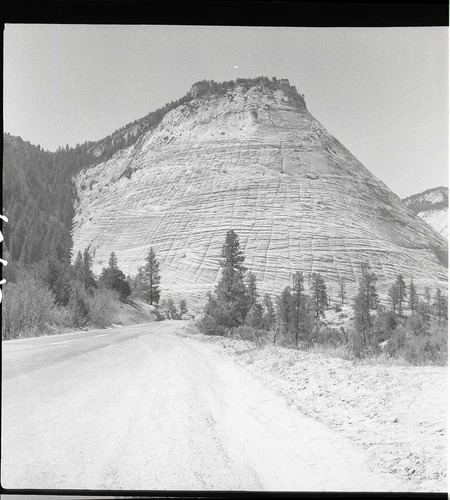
[434,288,447,323]
[179,298,188,318]
[213,230,249,326]
[245,302,263,329]
[246,271,259,307]
[74,250,84,283]
[166,298,178,319]
[353,262,379,344]
[108,251,118,269]
[291,271,310,345]
[388,282,399,314]
[83,248,96,292]
[277,286,293,338]
[220,229,246,275]
[142,247,161,305]
[310,272,327,319]
[395,274,407,315]
[99,252,131,300]
[408,279,418,313]
[43,255,71,306]
[262,293,276,331]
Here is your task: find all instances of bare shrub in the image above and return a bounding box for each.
[2,270,65,339]
[88,288,119,328]
[385,322,447,365]
[229,325,270,347]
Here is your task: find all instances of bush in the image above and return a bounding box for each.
[229,325,269,347]
[87,288,119,327]
[195,314,226,336]
[2,270,67,339]
[347,327,365,358]
[68,284,119,328]
[385,322,447,365]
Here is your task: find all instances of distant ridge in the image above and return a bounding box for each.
[403,186,448,239]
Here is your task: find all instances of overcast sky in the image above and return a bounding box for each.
[3,24,448,198]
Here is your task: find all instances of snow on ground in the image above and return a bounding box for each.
[177,324,447,493]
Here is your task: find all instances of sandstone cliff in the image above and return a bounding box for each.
[403,187,448,239]
[72,79,448,303]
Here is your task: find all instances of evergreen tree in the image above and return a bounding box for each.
[388,282,399,314]
[408,279,418,313]
[246,271,259,307]
[395,274,407,315]
[142,247,161,305]
[99,252,131,300]
[220,229,246,275]
[434,288,448,323]
[74,250,84,283]
[353,262,379,344]
[83,248,96,292]
[310,272,327,319]
[291,271,310,345]
[43,255,71,306]
[245,302,263,329]
[213,230,249,327]
[277,286,293,339]
[417,300,431,323]
[262,293,276,331]
[179,298,188,318]
[166,298,178,319]
[108,251,118,269]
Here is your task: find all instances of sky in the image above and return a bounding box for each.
[3,24,448,198]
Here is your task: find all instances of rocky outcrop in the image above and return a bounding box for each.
[403,187,448,239]
[72,79,448,303]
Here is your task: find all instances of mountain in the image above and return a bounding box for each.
[403,187,448,239]
[68,77,447,303]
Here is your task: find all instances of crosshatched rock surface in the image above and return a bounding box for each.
[72,81,448,303]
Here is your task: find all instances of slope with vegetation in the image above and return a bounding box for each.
[71,77,447,305]
[196,230,447,365]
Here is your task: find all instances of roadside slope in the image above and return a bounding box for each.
[177,326,447,492]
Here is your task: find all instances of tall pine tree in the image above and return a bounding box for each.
[213,230,249,327]
[142,247,161,305]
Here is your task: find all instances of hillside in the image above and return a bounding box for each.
[71,77,447,304]
[403,187,448,239]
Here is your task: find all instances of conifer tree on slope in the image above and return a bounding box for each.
[395,274,407,315]
[291,271,308,345]
[99,251,131,300]
[353,262,379,344]
[82,249,96,292]
[142,247,161,305]
[408,278,418,313]
[214,229,249,327]
[276,286,293,338]
[262,293,276,331]
[310,272,327,319]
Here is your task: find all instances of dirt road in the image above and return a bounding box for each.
[2,322,402,491]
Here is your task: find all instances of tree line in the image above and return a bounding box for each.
[2,244,188,340]
[197,230,447,364]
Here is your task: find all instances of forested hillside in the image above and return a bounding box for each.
[2,77,301,266]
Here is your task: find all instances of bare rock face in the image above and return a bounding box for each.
[72,79,447,303]
[403,187,448,239]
